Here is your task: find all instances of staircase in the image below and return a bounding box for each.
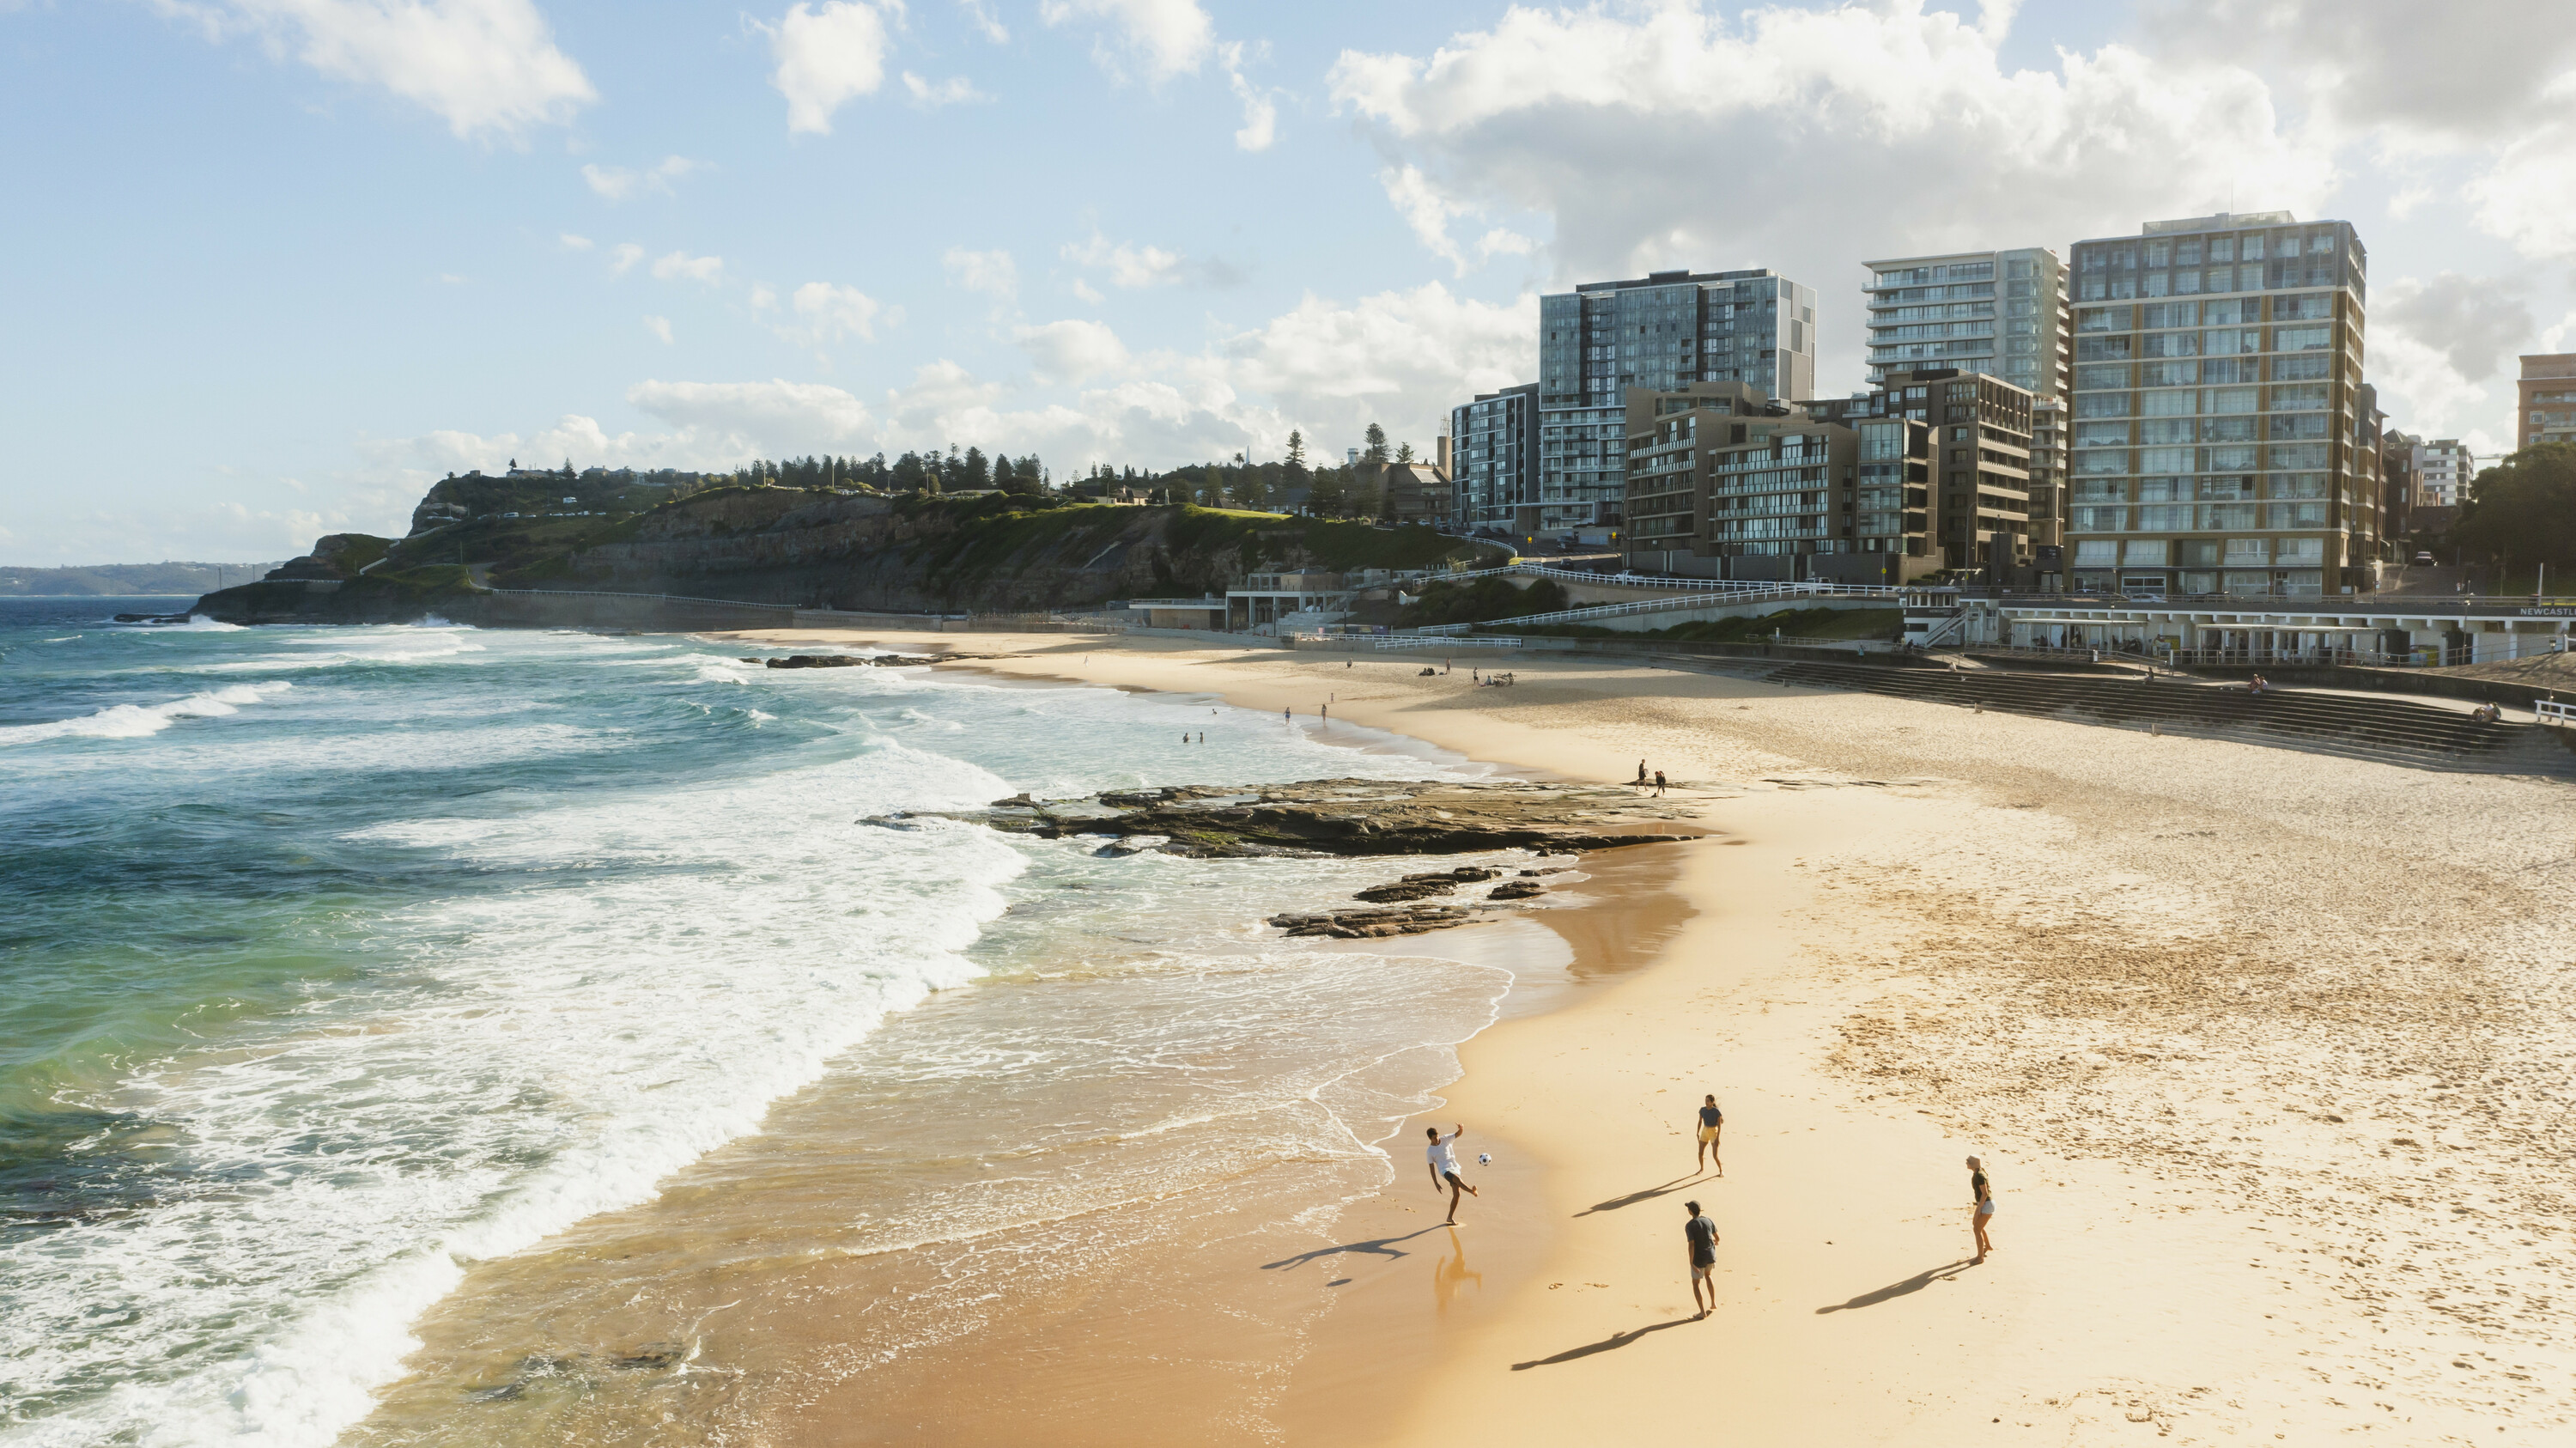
[1664,657,2576,777]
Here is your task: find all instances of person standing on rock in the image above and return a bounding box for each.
[1683,1199,1720,1317]
[1695,1094,1723,1177]
[1426,1123,1479,1224]
[1968,1155,1997,1263]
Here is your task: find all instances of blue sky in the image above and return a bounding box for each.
[5,0,2573,563]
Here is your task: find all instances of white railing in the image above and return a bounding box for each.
[1372,636,1522,649]
[2538,700,2573,728]
[1397,581,1901,636]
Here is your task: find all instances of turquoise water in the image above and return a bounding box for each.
[0,600,1519,1446]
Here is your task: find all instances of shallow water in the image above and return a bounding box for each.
[0,600,1546,1446]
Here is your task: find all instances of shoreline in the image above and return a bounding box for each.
[713,625,2576,1445]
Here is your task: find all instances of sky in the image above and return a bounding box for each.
[4,0,2575,564]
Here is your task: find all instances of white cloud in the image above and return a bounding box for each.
[628,380,877,447]
[1328,2,2339,390]
[559,232,594,250]
[766,0,893,135]
[1218,40,1275,152]
[403,411,752,474]
[1063,229,1186,289]
[954,0,1006,43]
[943,246,1018,302]
[2463,119,2576,261]
[581,155,702,201]
[609,242,644,275]
[644,314,673,344]
[902,71,985,106]
[1014,319,1130,383]
[155,0,595,138]
[585,280,1529,473]
[2377,274,2535,383]
[649,250,725,285]
[750,283,779,312]
[1037,0,1212,82]
[790,281,887,343]
[1072,278,1104,304]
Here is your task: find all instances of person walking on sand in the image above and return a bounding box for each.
[1694,1094,1723,1176]
[1653,770,1668,797]
[1683,1199,1720,1317]
[1636,759,1649,790]
[1426,1123,1479,1223]
[1968,1155,1996,1263]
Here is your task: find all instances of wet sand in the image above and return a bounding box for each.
[356,627,2576,1446]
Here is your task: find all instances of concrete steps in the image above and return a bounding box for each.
[1666,657,2576,778]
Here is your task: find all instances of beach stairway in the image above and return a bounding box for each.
[1668,657,2576,777]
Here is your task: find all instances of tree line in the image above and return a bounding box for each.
[730,420,1435,520]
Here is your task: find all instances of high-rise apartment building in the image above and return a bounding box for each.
[1449,384,1539,534]
[2518,354,2576,450]
[1539,269,1817,536]
[1861,249,2070,399]
[2412,437,2470,509]
[1862,249,2070,578]
[2063,211,2373,597]
[1620,380,1932,584]
[1806,368,2037,579]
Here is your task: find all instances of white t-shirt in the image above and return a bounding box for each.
[1426,1133,1461,1176]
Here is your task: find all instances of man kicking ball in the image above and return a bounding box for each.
[1425,1123,1479,1224]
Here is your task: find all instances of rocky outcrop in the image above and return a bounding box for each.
[1267,903,1495,938]
[1353,866,1503,903]
[756,653,966,669]
[866,778,1707,859]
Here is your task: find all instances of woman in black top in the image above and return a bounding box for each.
[1968,1155,1996,1263]
[1695,1094,1724,1177]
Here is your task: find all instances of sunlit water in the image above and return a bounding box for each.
[0,599,1547,1446]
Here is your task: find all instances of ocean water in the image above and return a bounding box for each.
[0,599,1543,1446]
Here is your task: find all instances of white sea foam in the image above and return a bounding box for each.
[0,630,1492,1448]
[0,681,292,745]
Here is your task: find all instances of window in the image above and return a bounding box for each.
[2202,503,2257,529]
[2076,392,2133,417]
[2209,239,2235,263]
[2077,336,2134,361]
[2207,445,2259,471]
[2075,421,2132,447]
[2196,477,2256,501]
[2208,386,2259,414]
[2143,362,2199,386]
[2137,505,2190,530]
[2075,539,2117,565]
[2269,442,2330,469]
[2143,390,2198,417]
[2142,418,2196,444]
[2273,354,2330,380]
[2275,537,2325,563]
[2275,326,2332,351]
[2225,537,2270,562]
[2264,502,2329,528]
[2140,302,2200,329]
[2205,298,2254,325]
[2203,415,2259,442]
[2123,540,2169,565]
[2142,332,2199,358]
[2241,234,2267,261]
[2270,474,2329,499]
[2073,506,2127,531]
[2142,447,2193,472]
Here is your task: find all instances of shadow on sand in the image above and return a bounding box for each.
[1814,1259,1977,1313]
[1510,1316,1698,1370]
[1261,1226,1446,1272]
[1571,1174,1702,1218]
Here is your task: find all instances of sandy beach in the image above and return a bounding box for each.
[696,627,2576,1446]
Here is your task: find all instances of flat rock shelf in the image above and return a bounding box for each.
[865,778,1710,859]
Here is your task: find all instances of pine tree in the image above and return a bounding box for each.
[1362,423,1389,465]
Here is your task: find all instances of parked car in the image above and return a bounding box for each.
[2413,551,2436,565]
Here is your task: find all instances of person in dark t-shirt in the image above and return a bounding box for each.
[1695,1094,1724,1177]
[1683,1200,1720,1317]
[1968,1155,1996,1263]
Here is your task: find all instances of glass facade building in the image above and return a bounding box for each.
[1538,269,1816,535]
[2063,212,2374,597]
[1861,248,2069,400]
[1447,383,1539,533]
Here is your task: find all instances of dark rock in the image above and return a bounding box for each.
[765,654,866,668]
[1352,865,1503,903]
[1517,866,1573,877]
[865,778,1706,859]
[1266,903,1487,938]
[1486,879,1546,900]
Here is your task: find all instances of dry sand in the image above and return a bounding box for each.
[711,629,2576,1445]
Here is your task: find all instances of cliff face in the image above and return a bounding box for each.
[554,493,1488,612]
[190,484,1502,624]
